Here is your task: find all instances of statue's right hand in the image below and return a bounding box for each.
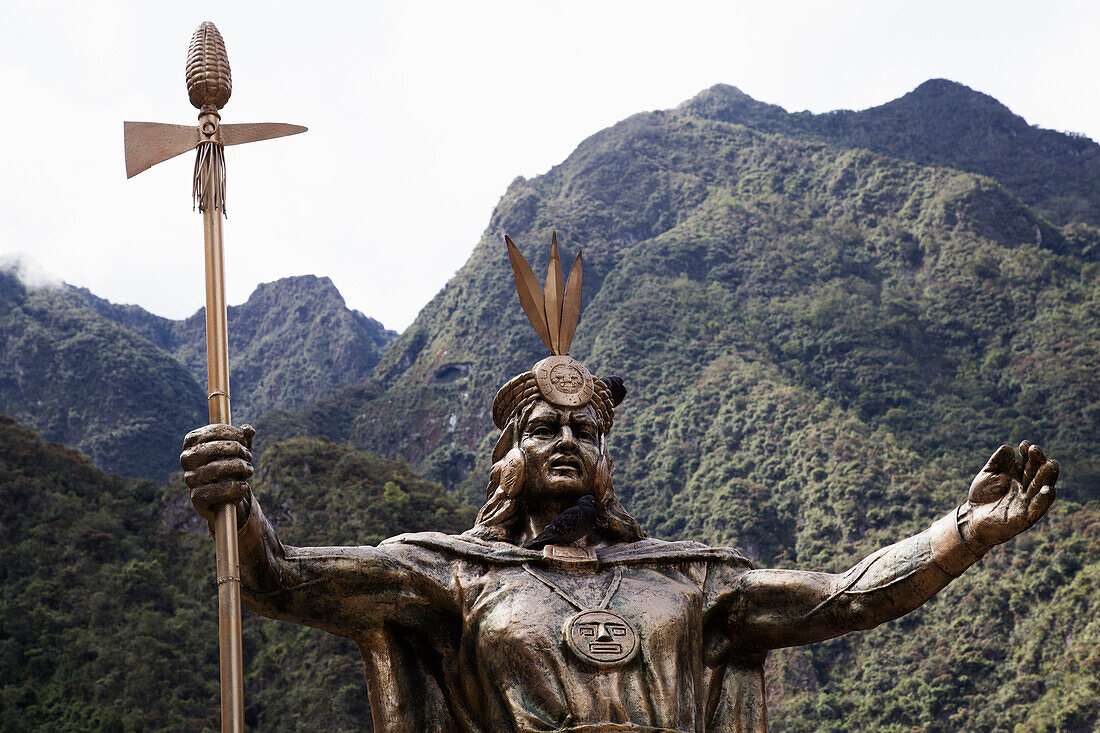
[181,423,255,523]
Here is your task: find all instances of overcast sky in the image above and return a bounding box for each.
[4,0,1098,331]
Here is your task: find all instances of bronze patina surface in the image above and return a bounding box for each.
[126,21,305,733]
[182,235,1059,732]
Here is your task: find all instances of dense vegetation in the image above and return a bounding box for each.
[0,415,474,731]
[82,274,396,424]
[0,272,206,478]
[0,273,395,480]
[2,79,1098,730]
[681,79,1100,229]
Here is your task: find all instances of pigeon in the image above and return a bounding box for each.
[524,495,598,550]
[601,375,627,407]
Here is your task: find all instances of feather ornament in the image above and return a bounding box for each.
[559,252,582,355]
[505,233,584,355]
[544,233,564,352]
[505,236,553,352]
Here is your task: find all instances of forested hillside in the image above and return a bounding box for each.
[82,274,396,423]
[681,79,1100,229]
[0,273,395,480]
[0,271,205,478]
[0,414,474,731]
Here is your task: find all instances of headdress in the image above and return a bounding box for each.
[493,233,622,431]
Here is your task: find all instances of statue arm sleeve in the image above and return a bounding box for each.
[711,509,976,651]
[234,495,458,637]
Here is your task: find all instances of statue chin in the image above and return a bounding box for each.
[525,474,591,505]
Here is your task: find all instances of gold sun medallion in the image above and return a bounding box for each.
[534,355,595,408]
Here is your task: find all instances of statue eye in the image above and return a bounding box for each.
[529,425,555,438]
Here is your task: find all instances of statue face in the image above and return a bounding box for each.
[520,401,601,502]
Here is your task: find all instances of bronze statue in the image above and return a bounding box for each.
[182,234,1059,732]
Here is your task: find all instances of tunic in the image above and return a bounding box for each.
[236,502,769,732]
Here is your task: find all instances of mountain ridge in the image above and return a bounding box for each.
[680,79,1100,228]
[0,271,396,479]
[0,270,206,478]
[268,84,1100,502]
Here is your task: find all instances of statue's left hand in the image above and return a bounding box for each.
[962,442,1058,552]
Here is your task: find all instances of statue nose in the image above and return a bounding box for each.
[558,426,577,448]
[596,622,613,642]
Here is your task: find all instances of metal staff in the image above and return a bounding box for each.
[124,22,306,732]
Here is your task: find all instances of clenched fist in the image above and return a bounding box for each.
[181,423,255,525]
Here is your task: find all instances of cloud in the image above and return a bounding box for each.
[0,253,64,290]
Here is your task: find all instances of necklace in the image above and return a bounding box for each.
[521,563,639,668]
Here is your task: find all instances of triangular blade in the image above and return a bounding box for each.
[220,122,308,147]
[124,122,199,178]
[505,235,553,352]
[559,252,582,355]
[543,233,564,354]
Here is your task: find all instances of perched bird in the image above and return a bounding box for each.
[524,495,598,550]
[601,375,627,407]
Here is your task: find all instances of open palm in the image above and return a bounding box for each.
[964,441,1058,551]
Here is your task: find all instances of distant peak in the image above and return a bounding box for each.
[683,84,766,107]
[267,273,332,286]
[679,84,789,125]
[253,274,337,294]
[901,78,1012,113]
[702,83,755,100]
[911,78,976,96]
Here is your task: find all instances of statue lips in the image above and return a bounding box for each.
[549,454,583,479]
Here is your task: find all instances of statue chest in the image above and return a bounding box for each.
[458,563,707,730]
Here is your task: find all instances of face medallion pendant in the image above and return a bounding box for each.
[562,609,640,668]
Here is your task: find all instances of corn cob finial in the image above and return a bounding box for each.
[186,22,232,112]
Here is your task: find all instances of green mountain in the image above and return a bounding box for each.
[0,413,475,731]
[681,79,1100,229]
[0,270,206,479]
[80,274,397,424]
[0,272,395,480]
[270,81,1100,504]
[259,80,1100,729]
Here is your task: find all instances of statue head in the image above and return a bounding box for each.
[465,233,644,544]
[466,394,644,544]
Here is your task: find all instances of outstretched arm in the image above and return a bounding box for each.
[712,443,1058,652]
[182,424,457,638]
